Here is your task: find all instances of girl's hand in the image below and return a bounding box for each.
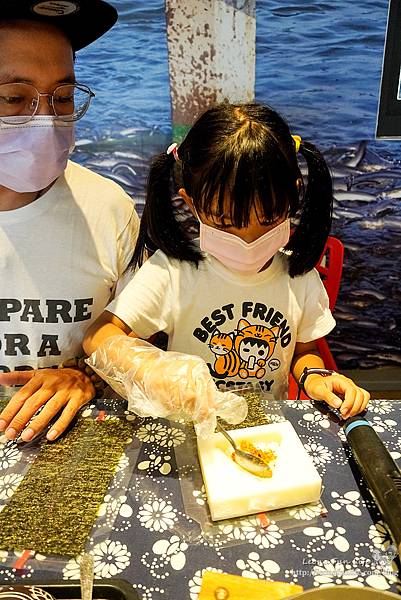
[87,336,248,437]
[0,368,95,442]
[304,373,370,418]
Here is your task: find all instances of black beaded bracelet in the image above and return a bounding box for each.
[58,357,107,399]
[297,366,336,400]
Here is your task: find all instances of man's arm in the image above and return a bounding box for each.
[0,314,133,442]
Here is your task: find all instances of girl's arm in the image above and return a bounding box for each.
[83,311,134,356]
[291,340,326,381]
[83,312,247,437]
[291,340,370,417]
[84,312,158,380]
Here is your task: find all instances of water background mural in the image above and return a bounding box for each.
[72,0,401,370]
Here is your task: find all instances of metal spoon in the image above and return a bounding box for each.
[216,421,273,477]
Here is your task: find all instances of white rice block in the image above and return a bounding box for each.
[197,420,322,521]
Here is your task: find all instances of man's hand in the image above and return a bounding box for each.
[304,373,370,418]
[0,368,95,442]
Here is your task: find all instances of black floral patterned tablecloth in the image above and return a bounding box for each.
[0,399,400,599]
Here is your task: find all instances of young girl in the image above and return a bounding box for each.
[84,103,369,432]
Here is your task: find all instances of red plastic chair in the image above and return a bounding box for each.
[288,236,344,399]
[315,236,344,313]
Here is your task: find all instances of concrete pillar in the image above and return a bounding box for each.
[165,0,256,141]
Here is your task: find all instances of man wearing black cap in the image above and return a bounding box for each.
[0,1,140,442]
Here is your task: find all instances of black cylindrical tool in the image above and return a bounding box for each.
[344,415,401,555]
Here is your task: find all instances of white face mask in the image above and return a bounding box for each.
[0,116,75,193]
[199,218,291,274]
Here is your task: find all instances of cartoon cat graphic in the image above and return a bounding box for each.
[208,330,241,378]
[234,319,279,379]
[208,321,279,380]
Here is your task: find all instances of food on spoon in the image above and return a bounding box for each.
[232,439,277,477]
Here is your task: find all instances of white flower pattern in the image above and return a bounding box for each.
[368,521,393,548]
[158,426,186,447]
[368,400,394,415]
[136,422,186,448]
[371,416,397,434]
[288,503,323,521]
[0,443,21,470]
[152,535,188,570]
[237,551,280,579]
[330,491,362,516]
[302,521,350,553]
[0,473,23,500]
[304,441,334,469]
[188,568,223,600]
[0,400,400,597]
[96,493,133,525]
[242,520,284,549]
[62,541,131,579]
[138,498,177,532]
[136,422,167,443]
[137,452,172,475]
[312,559,363,587]
[192,486,206,506]
[302,411,331,430]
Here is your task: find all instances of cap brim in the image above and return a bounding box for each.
[0,0,118,50]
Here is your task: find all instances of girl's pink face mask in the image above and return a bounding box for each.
[199,218,290,274]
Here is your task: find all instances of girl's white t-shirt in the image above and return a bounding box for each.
[107,247,336,399]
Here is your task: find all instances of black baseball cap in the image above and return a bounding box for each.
[0,0,118,50]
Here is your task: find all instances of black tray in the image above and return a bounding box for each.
[19,579,140,600]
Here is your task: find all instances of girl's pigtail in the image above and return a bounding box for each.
[130,152,201,270]
[287,140,333,277]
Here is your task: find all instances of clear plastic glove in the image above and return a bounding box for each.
[86,336,248,438]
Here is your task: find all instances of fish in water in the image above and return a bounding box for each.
[334,191,376,203]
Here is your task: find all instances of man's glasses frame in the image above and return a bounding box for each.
[0,82,95,125]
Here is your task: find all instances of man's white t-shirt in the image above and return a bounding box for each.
[107,247,336,399]
[0,160,139,372]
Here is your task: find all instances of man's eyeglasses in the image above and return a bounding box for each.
[0,82,95,124]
